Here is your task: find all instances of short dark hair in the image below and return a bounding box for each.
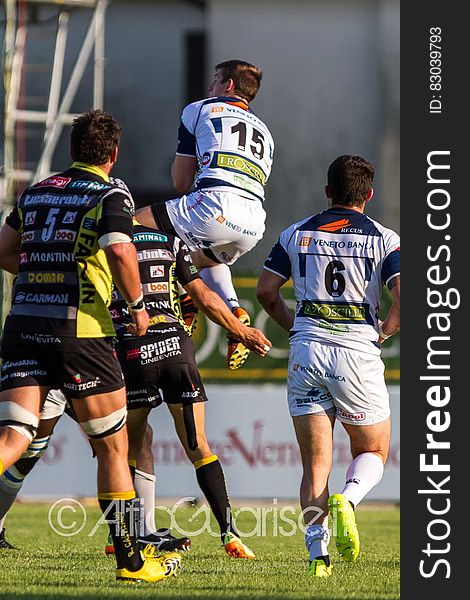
[215,60,263,102]
[327,155,375,207]
[70,109,121,165]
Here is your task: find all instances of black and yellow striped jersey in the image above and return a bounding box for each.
[4,164,134,338]
[110,223,201,338]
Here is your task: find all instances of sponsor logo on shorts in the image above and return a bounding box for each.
[336,409,366,422]
[126,348,141,360]
[181,389,201,398]
[19,253,28,264]
[28,272,65,284]
[291,363,346,382]
[294,388,333,407]
[150,265,165,278]
[299,237,311,247]
[21,231,35,243]
[20,333,61,343]
[54,229,77,241]
[83,218,97,231]
[30,251,74,263]
[64,376,101,392]
[35,176,71,189]
[140,336,181,364]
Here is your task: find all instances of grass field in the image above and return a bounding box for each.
[0,502,399,600]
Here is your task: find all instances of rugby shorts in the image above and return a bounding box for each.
[115,328,207,410]
[0,333,125,399]
[287,338,390,425]
[164,189,266,265]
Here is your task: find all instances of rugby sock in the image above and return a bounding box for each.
[98,491,143,571]
[341,452,384,507]
[134,469,157,536]
[194,455,238,538]
[0,466,26,529]
[305,523,330,563]
[200,264,240,310]
[0,438,51,529]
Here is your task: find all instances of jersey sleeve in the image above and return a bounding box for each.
[5,204,22,232]
[175,102,199,157]
[174,238,201,286]
[97,188,135,244]
[263,232,292,280]
[381,228,400,286]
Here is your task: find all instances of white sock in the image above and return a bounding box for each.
[341,452,384,507]
[305,523,330,561]
[134,469,157,536]
[199,264,239,310]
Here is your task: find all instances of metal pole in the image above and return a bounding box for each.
[93,0,107,109]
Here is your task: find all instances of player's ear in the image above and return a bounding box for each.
[110,145,119,165]
[365,187,374,202]
[226,78,236,94]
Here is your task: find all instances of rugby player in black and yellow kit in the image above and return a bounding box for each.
[0,110,181,582]
[109,220,271,558]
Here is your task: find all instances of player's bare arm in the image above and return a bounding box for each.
[256,269,295,333]
[103,242,149,336]
[0,222,21,275]
[171,155,198,194]
[379,274,400,342]
[184,278,272,356]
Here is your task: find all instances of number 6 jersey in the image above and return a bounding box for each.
[176,96,274,202]
[264,207,400,354]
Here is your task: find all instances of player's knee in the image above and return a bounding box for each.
[15,435,52,475]
[80,406,127,440]
[0,402,39,443]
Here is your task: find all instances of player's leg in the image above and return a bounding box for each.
[167,400,255,558]
[66,338,180,582]
[0,410,62,549]
[326,348,391,562]
[292,414,335,577]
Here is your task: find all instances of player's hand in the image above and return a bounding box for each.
[239,327,272,357]
[126,308,149,336]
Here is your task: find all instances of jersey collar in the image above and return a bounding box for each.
[71,161,110,182]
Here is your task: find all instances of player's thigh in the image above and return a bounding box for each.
[341,418,391,462]
[327,348,390,427]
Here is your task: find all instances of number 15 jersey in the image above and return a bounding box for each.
[176,96,274,203]
[264,207,400,354]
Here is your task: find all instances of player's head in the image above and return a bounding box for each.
[70,109,122,166]
[208,60,263,102]
[326,155,375,208]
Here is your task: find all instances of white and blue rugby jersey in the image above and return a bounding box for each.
[176,96,274,202]
[264,208,400,354]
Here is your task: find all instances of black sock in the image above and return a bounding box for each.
[98,494,143,571]
[195,457,238,538]
[314,555,330,567]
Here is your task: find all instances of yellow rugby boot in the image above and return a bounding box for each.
[308,558,332,577]
[116,552,182,582]
[227,307,251,370]
[328,494,360,561]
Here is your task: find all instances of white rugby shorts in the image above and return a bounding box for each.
[165,189,266,265]
[287,338,390,425]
